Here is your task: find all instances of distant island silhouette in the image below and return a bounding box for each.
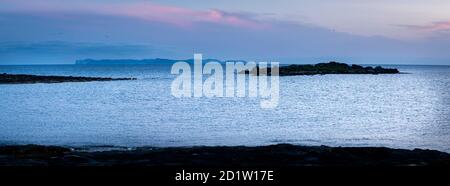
[0,73,136,84]
[75,58,245,65]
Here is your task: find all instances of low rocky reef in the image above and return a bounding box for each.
[0,73,136,84]
[241,62,400,76]
[1,144,449,166]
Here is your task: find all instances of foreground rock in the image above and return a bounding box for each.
[0,73,136,84]
[242,61,400,76]
[1,144,449,166]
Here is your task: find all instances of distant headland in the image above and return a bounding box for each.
[242,61,400,76]
[75,58,244,65]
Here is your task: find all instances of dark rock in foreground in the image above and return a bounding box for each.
[242,62,400,76]
[1,144,449,166]
[0,73,136,84]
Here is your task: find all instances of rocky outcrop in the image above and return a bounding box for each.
[242,62,400,76]
[0,73,136,84]
[0,144,448,166]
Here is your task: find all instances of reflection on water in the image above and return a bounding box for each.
[0,65,449,152]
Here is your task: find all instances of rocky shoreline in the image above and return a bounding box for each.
[0,73,136,84]
[242,62,400,76]
[1,144,449,166]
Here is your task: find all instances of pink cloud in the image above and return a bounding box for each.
[98,3,268,29]
[398,21,450,32]
[1,0,268,29]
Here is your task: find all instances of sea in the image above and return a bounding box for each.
[1,64,449,152]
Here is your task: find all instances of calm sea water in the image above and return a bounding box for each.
[1,64,450,152]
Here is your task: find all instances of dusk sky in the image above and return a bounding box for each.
[1,0,450,64]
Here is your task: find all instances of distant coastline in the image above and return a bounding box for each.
[75,58,245,65]
[75,59,401,76]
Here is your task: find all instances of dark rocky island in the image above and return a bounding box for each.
[1,144,449,166]
[0,73,136,84]
[242,61,400,76]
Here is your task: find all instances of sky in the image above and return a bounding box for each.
[1,0,450,65]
